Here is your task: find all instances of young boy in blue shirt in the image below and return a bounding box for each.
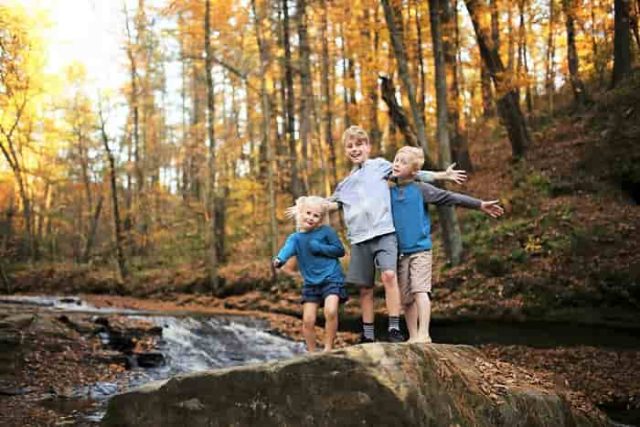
[273,196,348,352]
[390,146,504,343]
[329,126,466,343]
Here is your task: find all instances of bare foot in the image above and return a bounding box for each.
[414,336,432,344]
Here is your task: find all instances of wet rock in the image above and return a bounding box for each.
[0,385,34,396]
[0,314,35,378]
[92,350,129,366]
[57,315,100,335]
[103,344,611,427]
[58,297,81,305]
[135,351,165,368]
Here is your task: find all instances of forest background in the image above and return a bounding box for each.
[1,0,638,320]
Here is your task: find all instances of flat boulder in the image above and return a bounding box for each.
[102,343,610,427]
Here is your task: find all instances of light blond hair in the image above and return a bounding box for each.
[285,196,330,231]
[396,146,425,172]
[342,125,370,146]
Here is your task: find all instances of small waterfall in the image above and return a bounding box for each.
[0,295,305,424]
[140,315,304,379]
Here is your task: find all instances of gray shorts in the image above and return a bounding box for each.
[346,233,398,288]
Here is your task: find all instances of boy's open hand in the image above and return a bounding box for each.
[323,201,339,212]
[480,200,504,218]
[445,163,467,184]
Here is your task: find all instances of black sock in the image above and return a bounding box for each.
[363,322,375,340]
[388,316,400,331]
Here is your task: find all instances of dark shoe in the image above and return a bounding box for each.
[358,334,375,344]
[387,328,406,343]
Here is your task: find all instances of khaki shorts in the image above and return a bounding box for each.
[397,251,432,306]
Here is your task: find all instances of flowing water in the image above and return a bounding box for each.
[0,295,304,424]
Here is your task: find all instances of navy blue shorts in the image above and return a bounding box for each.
[301,282,348,306]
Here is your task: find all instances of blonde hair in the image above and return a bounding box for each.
[285,196,330,231]
[397,146,425,171]
[342,125,370,146]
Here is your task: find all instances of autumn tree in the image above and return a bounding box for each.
[98,98,129,280]
[465,0,532,159]
[0,5,43,259]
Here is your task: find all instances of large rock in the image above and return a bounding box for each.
[102,343,609,427]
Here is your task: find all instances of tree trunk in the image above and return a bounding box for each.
[562,0,589,107]
[321,0,338,190]
[296,0,314,192]
[545,0,556,115]
[281,0,304,200]
[124,3,145,252]
[507,2,515,72]
[0,101,37,260]
[204,0,219,292]
[339,23,352,128]
[465,0,531,159]
[82,195,103,263]
[429,0,464,265]
[252,0,279,257]
[481,65,494,117]
[481,0,498,117]
[631,0,640,50]
[443,0,473,172]
[612,0,632,88]
[0,260,10,293]
[379,76,437,169]
[381,0,431,158]
[363,6,383,154]
[517,0,533,113]
[413,0,427,118]
[98,107,128,280]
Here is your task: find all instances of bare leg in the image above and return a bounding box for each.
[323,295,340,351]
[360,287,375,324]
[404,301,418,341]
[302,302,319,352]
[381,270,401,317]
[415,292,432,343]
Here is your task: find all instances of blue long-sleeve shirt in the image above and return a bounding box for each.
[275,225,345,286]
[391,181,482,255]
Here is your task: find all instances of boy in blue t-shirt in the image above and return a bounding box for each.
[390,147,504,343]
[273,196,347,352]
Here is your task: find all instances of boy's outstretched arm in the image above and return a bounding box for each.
[480,200,504,218]
[418,163,467,184]
[417,182,504,218]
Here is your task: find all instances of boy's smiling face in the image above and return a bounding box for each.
[392,152,417,179]
[344,136,371,166]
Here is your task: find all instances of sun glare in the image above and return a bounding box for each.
[15,0,128,95]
